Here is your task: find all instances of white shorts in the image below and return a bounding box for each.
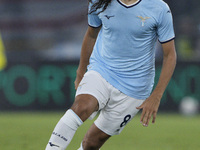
[75,71,144,136]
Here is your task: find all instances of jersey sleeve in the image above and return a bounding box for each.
[157,4,175,43]
[88,2,102,28]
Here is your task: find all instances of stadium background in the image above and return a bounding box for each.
[0,0,200,150]
[0,0,199,112]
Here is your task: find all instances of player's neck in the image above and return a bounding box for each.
[120,0,139,5]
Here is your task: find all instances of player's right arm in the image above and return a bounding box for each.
[74,26,101,90]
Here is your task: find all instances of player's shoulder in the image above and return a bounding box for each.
[142,0,170,15]
[151,0,170,11]
[89,0,99,4]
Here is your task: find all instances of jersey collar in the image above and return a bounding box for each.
[117,0,142,8]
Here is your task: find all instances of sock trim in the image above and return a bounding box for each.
[69,109,83,124]
[60,109,83,130]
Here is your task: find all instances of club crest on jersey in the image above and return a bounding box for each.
[137,16,150,26]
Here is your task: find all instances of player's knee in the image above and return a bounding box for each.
[71,103,89,121]
[71,95,98,121]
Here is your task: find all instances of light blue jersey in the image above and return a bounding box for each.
[87,0,175,100]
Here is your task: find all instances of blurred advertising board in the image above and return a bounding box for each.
[0,60,78,111]
[0,60,199,111]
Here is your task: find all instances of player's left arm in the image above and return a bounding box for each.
[137,40,177,127]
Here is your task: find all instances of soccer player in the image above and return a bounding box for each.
[45,0,177,149]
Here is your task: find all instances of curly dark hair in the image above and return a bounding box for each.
[88,0,112,14]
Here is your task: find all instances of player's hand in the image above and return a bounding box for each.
[74,75,82,90]
[74,71,84,90]
[136,94,161,127]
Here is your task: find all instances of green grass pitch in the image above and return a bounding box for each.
[0,112,200,150]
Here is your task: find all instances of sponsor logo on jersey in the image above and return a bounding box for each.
[105,15,115,19]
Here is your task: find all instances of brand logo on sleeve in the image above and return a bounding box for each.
[167,10,171,13]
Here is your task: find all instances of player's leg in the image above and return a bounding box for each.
[81,123,110,150]
[46,71,110,150]
[71,94,99,122]
[45,94,99,150]
[77,124,110,150]
[77,86,145,150]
